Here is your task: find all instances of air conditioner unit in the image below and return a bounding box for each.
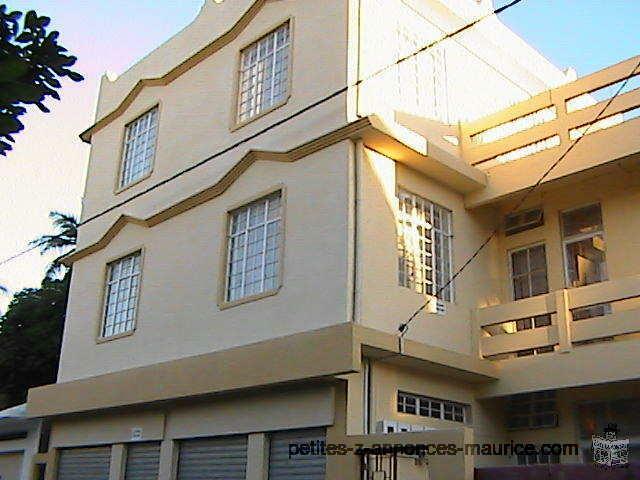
[504,207,544,236]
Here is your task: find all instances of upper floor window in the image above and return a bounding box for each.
[237,22,291,123]
[561,204,607,288]
[225,191,282,303]
[102,251,142,338]
[397,190,454,301]
[119,107,159,189]
[510,244,548,300]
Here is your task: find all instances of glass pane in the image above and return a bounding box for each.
[529,245,547,270]
[512,276,530,300]
[530,270,549,296]
[511,249,528,275]
[564,235,607,287]
[562,204,603,237]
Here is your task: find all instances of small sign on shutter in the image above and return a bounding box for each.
[131,427,143,441]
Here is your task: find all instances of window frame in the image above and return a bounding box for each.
[397,189,455,302]
[507,242,549,301]
[397,391,470,425]
[97,248,145,342]
[506,391,559,431]
[115,105,161,193]
[218,186,286,310]
[560,203,607,288]
[231,19,294,130]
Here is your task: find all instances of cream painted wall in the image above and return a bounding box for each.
[0,453,22,480]
[50,385,335,448]
[495,168,640,304]
[79,0,349,249]
[59,142,352,382]
[357,146,500,354]
[354,0,568,124]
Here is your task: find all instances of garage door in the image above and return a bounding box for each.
[57,446,111,480]
[0,452,22,480]
[125,442,161,480]
[177,436,247,480]
[268,428,326,480]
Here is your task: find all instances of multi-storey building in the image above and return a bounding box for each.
[22,0,640,479]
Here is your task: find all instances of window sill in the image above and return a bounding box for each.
[96,329,135,344]
[218,287,280,311]
[230,94,291,132]
[114,170,153,196]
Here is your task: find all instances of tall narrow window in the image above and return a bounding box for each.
[120,107,159,188]
[226,191,282,303]
[561,204,607,288]
[237,22,291,123]
[102,251,142,338]
[397,190,453,301]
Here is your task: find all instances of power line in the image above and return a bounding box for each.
[397,57,640,343]
[78,0,525,228]
[0,245,39,268]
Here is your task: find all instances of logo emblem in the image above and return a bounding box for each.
[592,424,629,469]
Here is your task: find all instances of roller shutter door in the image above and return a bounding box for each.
[57,446,111,480]
[125,442,161,480]
[268,428,326,480]
[177,436,247,480]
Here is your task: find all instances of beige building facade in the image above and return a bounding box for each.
[24,0,640,479]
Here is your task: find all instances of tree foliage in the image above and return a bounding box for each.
[0,4,83,155]
[30,211,78,279]
[0,211,77,406]
[0,276,68,405]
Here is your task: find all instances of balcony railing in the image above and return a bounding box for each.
[460,55,640,168]
[477,274,640,359]
[457,56,640,207]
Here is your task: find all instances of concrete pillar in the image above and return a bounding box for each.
[108,444,126,480]
[158,439,178,480]
[555,289,573,352]
[246,433,269,480]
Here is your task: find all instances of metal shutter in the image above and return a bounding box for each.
[57,446,111,480]
[125,442,161,480]
[269,428,326,480]
[177,436,247,480]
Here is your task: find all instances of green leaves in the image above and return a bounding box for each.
[0,4,84,155]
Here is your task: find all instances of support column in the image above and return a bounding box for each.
[108,444,126,480]
[246,433,269,480]
[555,289,572,352]
[158,439,178,480]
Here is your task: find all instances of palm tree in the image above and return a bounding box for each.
[30,211,78,279]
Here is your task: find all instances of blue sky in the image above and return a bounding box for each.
[0,0,638,309]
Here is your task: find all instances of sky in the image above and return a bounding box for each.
[0,0,639,311]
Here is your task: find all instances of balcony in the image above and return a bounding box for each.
[458,55,640,207]
[478,274,640,360]
[476,275,640,396]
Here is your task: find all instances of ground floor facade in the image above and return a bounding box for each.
[24,360,639,480]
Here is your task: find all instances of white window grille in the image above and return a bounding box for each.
[397,190,453,301]
[226,191,282,302]
[237,22,291,123]
[120,107,159,188]
[397,391,469,424]
[102,251,142,338]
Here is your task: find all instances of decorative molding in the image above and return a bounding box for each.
[80,0,269,143]
[64,117,373,265]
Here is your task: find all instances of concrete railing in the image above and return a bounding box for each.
[458,56,640,207]
[477,275,640,359]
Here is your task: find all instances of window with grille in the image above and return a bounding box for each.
[237,22,291,123]
[226,191,282,303]
[120,107,159,188]
[397,391,469,424]
[507,391,558,430]
[102,251,142,338]
[397,190,453,301]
